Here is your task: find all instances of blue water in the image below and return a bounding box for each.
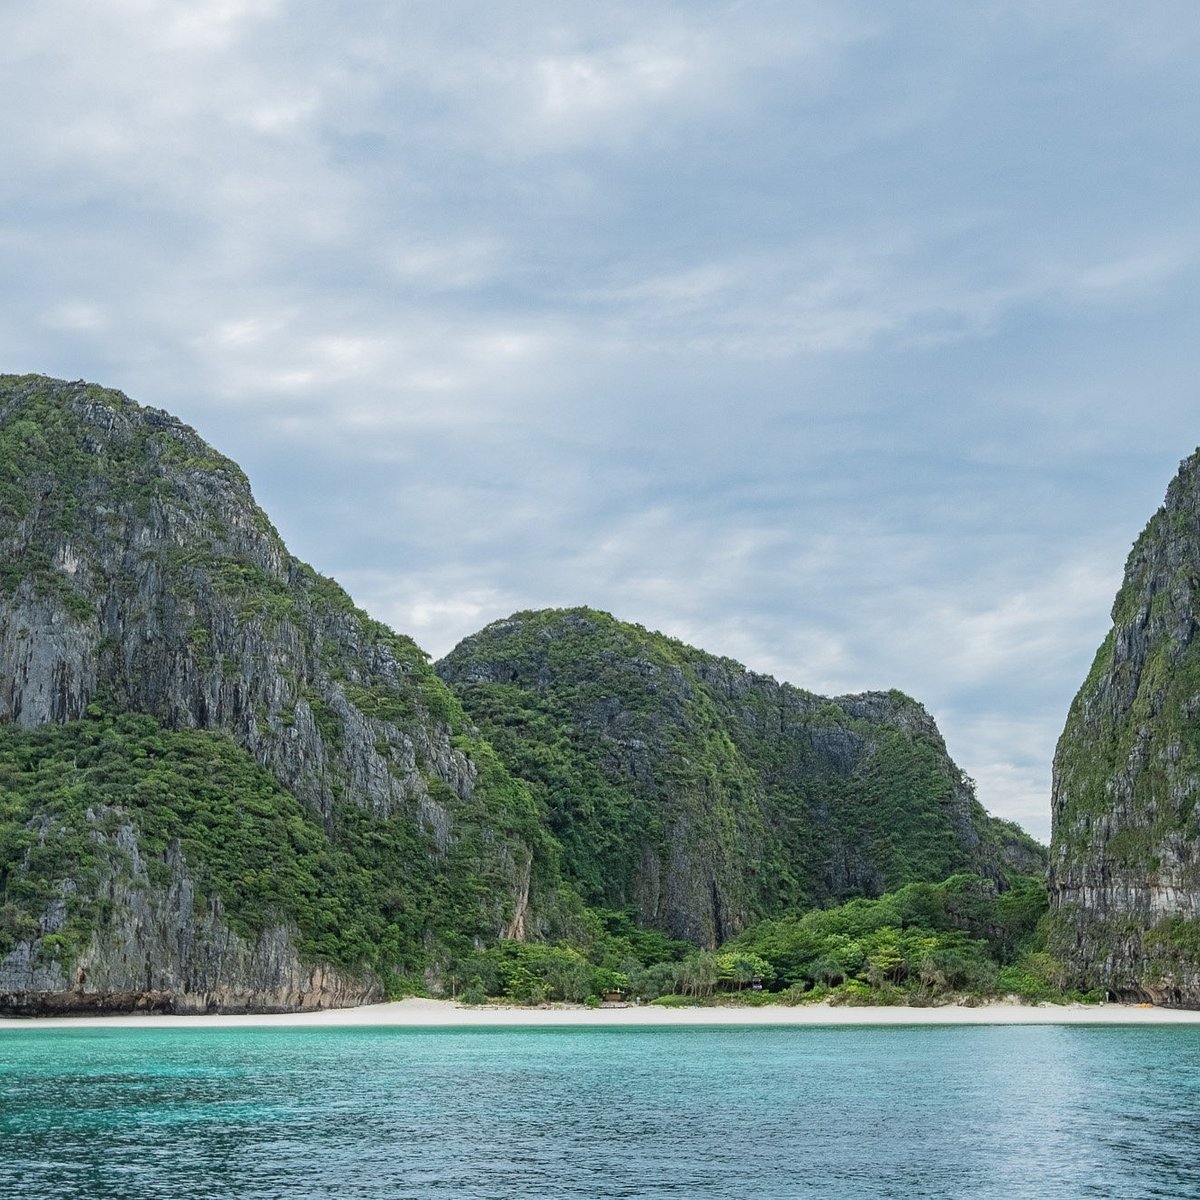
[1,1024,1198,1198]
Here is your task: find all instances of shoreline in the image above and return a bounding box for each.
[3,996,1200,1029]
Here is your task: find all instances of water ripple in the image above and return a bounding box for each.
[1,1024,1198,1198]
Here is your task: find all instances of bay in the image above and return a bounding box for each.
[1,1024,1198,1198]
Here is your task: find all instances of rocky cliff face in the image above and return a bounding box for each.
[0,374,1046,1012]
[2,378,463,822]
[1050,450,1200,1005]
[0,816,378,1015]
[438,608,1043,947]
[0,375,547,1012]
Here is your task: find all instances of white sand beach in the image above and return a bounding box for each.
[3,997,1200,1029]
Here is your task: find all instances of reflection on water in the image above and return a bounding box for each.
[1,1024,1199,1199]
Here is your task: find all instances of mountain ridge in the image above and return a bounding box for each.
[0,373,1044,1012]
[0,374,550,1011]
[438,606,1043,946]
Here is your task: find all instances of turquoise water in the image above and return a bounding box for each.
[1,1024,1198,1198]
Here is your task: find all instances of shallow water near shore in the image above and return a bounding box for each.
[2,1024,1199,1198]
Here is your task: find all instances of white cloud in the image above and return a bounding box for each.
[1062,246,1193,301]
[535,46,690,123]
[106,0,285,50]
[240,91,322,135]
[568,233,1200,362]
[336,571,525,656]
[41,302,108,333]
[192,311,564,425]
[3,0,1200,845]
[382,237,506,291]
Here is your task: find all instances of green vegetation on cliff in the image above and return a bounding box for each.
[1050,447,1200,1004]
[0,709,541,989]
[439,610,765,925]
[0,376,561,1006]
[0,375,1048,1012]
[438,607,1046,946]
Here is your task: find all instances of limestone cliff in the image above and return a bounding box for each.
[0,816,377,1016]
[438,608,1043,947]
[0,373,1045,1013]
[1050,449,1200,1005]
[0,375,547,1012]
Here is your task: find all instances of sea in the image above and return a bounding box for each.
[1,1024,1197,1199]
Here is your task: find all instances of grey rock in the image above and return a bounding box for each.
[1050,447,1200,1005]
[438,607,1044,948]
[0,375,540,1012]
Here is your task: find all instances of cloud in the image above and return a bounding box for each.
[565,232,1200,362]
[533,45,692,132]
[41,302,109,333]
[3,0,1200,843]
[333,495,1124,843]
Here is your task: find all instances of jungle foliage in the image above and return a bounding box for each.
[440,607,1047,932]
[447,873,1091,1008]
[0,709,517,987]
[0,379,1059,1009]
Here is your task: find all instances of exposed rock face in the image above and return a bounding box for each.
[0,373,1046,1012]
[1050,449,1200,1005]
[438,608,1043,947]
[0,820,377,1015]
[0,375,544,1012]
[1,378,465,823]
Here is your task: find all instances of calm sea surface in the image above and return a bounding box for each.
[1,1024,1198,1198]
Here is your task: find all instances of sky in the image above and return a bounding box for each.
[4,1,1200,840]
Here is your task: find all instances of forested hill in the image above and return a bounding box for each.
[0,374,1044,1014]
[0,374,552,1012]
[437,608,1044,947]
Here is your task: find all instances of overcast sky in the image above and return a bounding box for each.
[5,1,1200,839]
